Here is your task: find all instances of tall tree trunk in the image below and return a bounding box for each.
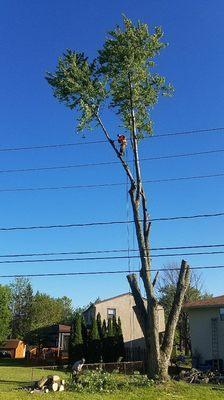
[159,260,190,380]
[95,82,190,381]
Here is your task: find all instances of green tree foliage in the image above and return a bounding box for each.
[96,312,102,339]
[30,292,73,331]
[102,319,107,338]
[102,318,115,362]
[81,315,88,359]
[69,313,84,361]
[46,16,171,136]
[0,285,12,343]
[58,296,74,323]
[89,318,100,341]
[116,317,125,359]
[88,318,101,362]
[107,318,114,337]
[101,318,107,362]
[10,278,33,339]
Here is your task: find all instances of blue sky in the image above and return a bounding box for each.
[0,0,224,307]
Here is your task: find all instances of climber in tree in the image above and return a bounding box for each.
[117,134,127,156]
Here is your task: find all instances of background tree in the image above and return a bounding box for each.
[88,318,101,362]
[96,312,102,339]
[0,285,12,343]
[103,318,116,362]
[46,16,190,380]
[81,315,88,359]
[69,313,84,361]
[158,264,212,355]
[101,319,107,362]
[57,296,74,323]
[30,292,74,331]
[10,278,33,339]
[116,317,125,359]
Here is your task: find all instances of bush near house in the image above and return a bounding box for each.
[69,313,125,363]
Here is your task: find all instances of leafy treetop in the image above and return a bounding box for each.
[46,16,172,137]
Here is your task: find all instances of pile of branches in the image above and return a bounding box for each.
[27,374,65,394]
[176,368,224,384]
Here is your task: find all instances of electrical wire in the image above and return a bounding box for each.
[0,172,224,193]
[0,211,223,232]
[1,264,224,278]
[0,242,224,258]
[0,148,224,174]
[0,250,224,264]
[1,127,224,153]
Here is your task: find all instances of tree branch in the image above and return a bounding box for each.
[161,260,190,358]
[127,273,147,336]
[127,73,142,203]
[152,271,159,287]
[141,187,151,259]
[129,188,155,302]
[95,113,136,186]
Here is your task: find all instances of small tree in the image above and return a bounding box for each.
[69,313,84,361]
[102,319,107,337]
[10,278,33,339]
[116,317,125,359]
[103,318,116,362]
[96,312,103,339]
[0,285,12,343]
[46,16,190,380]
[88,318,101,362]
[81,315,88,359]
[101,319,107,361]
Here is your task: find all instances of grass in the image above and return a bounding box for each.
[0,362,224,399]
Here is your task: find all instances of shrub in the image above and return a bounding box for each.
[68,369,153,393]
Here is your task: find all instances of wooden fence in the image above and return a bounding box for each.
[31,360,145,381]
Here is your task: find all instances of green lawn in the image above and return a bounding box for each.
[0,363,224,399]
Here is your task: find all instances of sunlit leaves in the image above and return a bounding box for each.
[46,16,173,136]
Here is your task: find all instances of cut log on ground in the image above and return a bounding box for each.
[36,377,48,389]
[27,374,66,393]
[52,382,59,392]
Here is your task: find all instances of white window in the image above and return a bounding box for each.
[107,308,116,319]
[220,308,224,321]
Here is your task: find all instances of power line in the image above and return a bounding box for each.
[1,242,224,258]
[1,264,224,279]
[0,250,224,264]
[0,211,223,232]
[0,172,223,193]
[0,140,106,152]
[0,148,224,175]
[151,127,224,138]
[1,127,224,153]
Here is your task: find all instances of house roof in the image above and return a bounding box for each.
[184,295,224,309]
[83,292,132,314]
[94,292,132,305]
[37,324,71,334]
[0,339,24,349]
[83,292,163,314]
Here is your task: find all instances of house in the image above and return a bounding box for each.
[184,295,224,369]
[28,324,71,359]
[83,292,165,360]
[0,339,26,359]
